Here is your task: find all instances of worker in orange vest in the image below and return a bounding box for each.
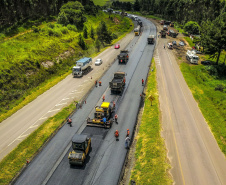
[113,101,115,108]
[126,129,130,137]
[102,95,105,102]
[142,79,144,86]
[99,81,102,86]
[115,130,119,141]
[115,114,118,124]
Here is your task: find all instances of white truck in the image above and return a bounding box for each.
[72,57,92,77]
[186,50,199,64]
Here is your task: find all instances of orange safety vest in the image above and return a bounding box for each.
[127,129,130,136]
[115,114,118,119]
[115,130,119,137]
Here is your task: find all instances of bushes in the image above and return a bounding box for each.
[67,24,77,32]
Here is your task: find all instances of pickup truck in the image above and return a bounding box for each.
[118,50,129,64]
[109,72,126,94]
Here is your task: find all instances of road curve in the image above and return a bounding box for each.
[14,17,156,185]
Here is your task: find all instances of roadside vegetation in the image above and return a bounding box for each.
[0,1,133,123]
[130,60,172,184]
[0,103,75,185]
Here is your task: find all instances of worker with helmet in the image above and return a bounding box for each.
[115,114,118,124]
[126,129,130,137]
[115,130,119,141]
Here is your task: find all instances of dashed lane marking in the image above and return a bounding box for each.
[48,109,60,113]
[55,102,67,106]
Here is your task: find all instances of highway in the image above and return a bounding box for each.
[14,17,156,185]
[155,25,226,184]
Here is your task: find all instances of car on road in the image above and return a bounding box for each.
[201,60,212,65]
[115,44,120,49]
[179,41,185,46]
[172,41,177,45]
[95,59,103,65]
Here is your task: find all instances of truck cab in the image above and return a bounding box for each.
[147,35,155,44]
[68,134,91,166]
[186,50,199,64]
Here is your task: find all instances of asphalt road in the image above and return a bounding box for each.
[0,21,136,161]
[155,28,226,184]
[14,17,156,185]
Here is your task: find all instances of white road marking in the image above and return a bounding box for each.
[39,117,47,120]
[48,109,60,113]
[62,98,70,100]
[18,134,29,139]
[29,125,39,129]
[55,102,67,106]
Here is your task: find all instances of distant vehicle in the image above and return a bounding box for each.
[118,50,129,64]
[201,60,211,65]
[172,41,177,45]
[134,25,141,36]
[179,41,185,46]
[167,30,178,38]
[147,35,155,44]
[160,20,165,25]
[68,134,91,166]
[164,21,171,25]
[72,57,92,77]
[137,20,143,27]
[109,72,126,94]
[115,44,120,49]
[186,50,199,64]
[163,25,168,31]
[167,43,173,49]
[95,59,103,66]
[192,49,202,54]
[160,30,166,38]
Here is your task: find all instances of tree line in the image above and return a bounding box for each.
[0,0,96,30]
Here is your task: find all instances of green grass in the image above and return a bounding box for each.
[180,63,226,155]
[0,103,75,185]
[131,60,172,184]
[93,0,109,6]
[184,37,195,47]
[0,12,133,122]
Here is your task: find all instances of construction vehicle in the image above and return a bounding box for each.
[134,25,141,36]
[164,21,171,25]
[87,102,114,128]
[147,35,155,44]
[109,72,126,94]
[167,30,178,38]
[186,50,199,64]
[160,30,166,38]
[137,20,143,27]
[72,57,92,77]
[68,134,91,166]
[118,50,129,64]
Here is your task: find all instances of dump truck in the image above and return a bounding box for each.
[147,35,155,44]
[167,30,178,38]
[68,134,91,166]
[118,50,129,64]
[72,57,92,77]
[87,102,114,128]
[134,25,141,36]
[109,72,126,94]
[186,50,199,64]
[160,30,166,38]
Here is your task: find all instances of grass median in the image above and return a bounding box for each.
[130,60,172,184]
[0,103,75,185]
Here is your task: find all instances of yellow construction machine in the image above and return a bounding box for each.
[87,102,114,128]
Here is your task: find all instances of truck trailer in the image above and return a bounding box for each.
[109,72,126,94]
[72,57,92,77]
[147,35,155,44]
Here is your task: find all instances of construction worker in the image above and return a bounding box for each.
[125,136,130,149]
[113,101,115,108]
[142,79,144,86]
[115,130,119,141]
[102,95,105,102]
[115,114,118,124]
[103,117,106,125]
[99,81,102,86]
[67,117,72,127]
[164,44,165,49]
[95,80,97,87]
[126,129,130,137]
